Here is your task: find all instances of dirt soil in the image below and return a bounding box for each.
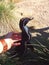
[13,0,49,39]
[0,0,49,39]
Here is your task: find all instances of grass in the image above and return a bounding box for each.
[0,0,49,65]
[0,1,18,34]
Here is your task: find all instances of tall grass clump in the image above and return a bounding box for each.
[0,1,18,36]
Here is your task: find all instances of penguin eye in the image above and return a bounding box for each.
[20,18,24,22]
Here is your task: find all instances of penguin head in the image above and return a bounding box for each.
[19,17,33,30]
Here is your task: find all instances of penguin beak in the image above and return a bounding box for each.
[29,17,34,20]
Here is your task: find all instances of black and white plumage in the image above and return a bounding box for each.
[19,17,34,56]
[19,17,33,43]
[7,17,34,58]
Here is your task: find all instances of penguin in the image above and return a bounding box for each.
[19,17,33,43]
[7,17,34,58]
[19,17,34,56]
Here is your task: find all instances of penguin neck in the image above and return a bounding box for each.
[23,26,28,34]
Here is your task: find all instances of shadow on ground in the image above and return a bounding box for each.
[0,27,49,65]
[29,26,49,40]
[29,26,49,49]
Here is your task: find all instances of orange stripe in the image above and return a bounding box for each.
[0,39,8,52]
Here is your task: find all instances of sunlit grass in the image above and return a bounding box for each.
[0,0,49,65]
[0,2,15,22]
[0,1,19,35]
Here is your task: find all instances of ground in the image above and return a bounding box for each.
[0,0,49,65]
[0,0,49,37]
[14,0,49,39]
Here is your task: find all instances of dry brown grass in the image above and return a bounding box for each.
[0,0,49,37]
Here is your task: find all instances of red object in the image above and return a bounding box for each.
[0,32,22,53]
[12,32,21,46]
[12,32,21,40]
